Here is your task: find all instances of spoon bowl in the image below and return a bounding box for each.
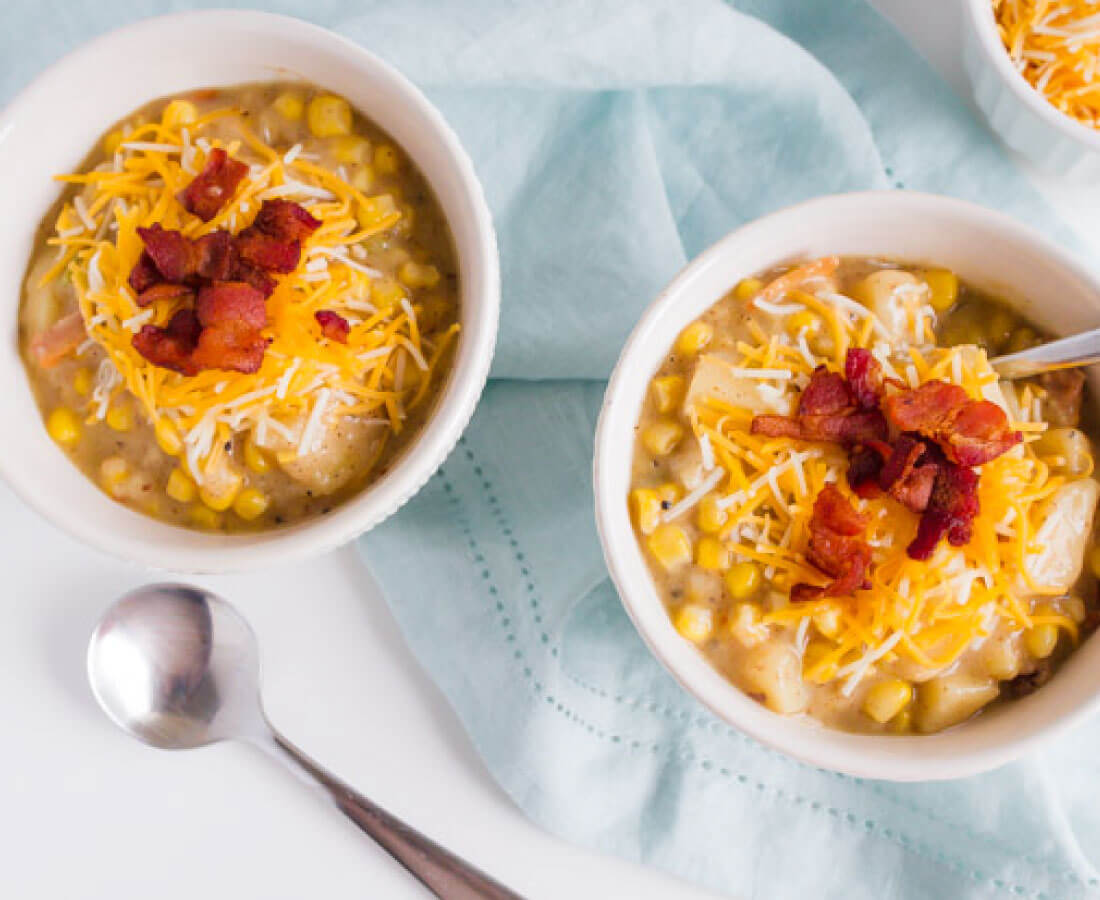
[86,583,521,899]
[88,584,264,750]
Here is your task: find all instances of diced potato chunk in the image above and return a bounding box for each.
[1023,478,1100,594]
[913,675,999,733]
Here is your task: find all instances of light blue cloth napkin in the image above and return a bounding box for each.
[3,1,1098,897]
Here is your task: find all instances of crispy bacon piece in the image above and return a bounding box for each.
[178,148,248,221]
[251,199,321,242]
[133,309,203,375]
[128,252,161,294]
[231,262,277,298]
[844,348,886,410]
[876,434,937,513]
[136,224,193,282]
[315,310,350,343]
[193,230,236,281]
[847,446,884,499]
[883,380,1021,467]
[751,363,888,446]
[132,282,267,375]
[234,200,320,275]
[136,282,194,307]
[791,485,873,602]
[235,230,301,274]
[196,281,266,331]
[907,462,980,561]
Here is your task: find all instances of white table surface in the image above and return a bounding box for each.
[6,3,1100,899]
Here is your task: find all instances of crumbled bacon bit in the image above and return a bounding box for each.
[178,148,248,221]
[907,461,980,560]
[315,310,350,343]
[883,380,1021,467]
[844,348,887,410]
[877,434,937,513]
[133,309,203,375]
[847,446,884,499]
[128,252,160,294]
[791,485,873,602]
[136,282,194,308]
[235,230,302,274]
[251,199,321,242]
[133,283,268,375]
[751,364,888,446]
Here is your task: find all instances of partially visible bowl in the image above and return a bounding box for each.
[963,0,1100,177]
[594,190,1100,781]
[0,11,499,572]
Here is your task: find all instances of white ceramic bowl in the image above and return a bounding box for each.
[962,0,1100,177]
[595,191,1100,781]
[0,11,499,572]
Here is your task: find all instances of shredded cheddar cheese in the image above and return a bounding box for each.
[995,0,1100,130]
[46,107,459,486]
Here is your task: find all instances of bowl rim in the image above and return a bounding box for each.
[0,10,500,572]
[963,0,1100,153]
[593,189,1100,780]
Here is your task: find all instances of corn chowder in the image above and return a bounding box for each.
[630,257,1099,734]
[19,84,459,532]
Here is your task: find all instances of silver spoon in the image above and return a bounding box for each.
[87,583,523,900]
[990,326,1100,378]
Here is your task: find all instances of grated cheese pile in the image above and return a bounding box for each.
[680,278,1083,695]
[995,0,1100,130]
[43,107,459,485]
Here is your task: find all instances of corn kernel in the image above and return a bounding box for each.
[642,421,684,457]
[351,165,376,194]
[398,262,441,289]
[862,679,913,724]
[374,143,401,175]
[371,277,408,312]
[106,404,134,432]
[357,194,399,230]
[273,92,305,121]
[676,321,713,356]
[647,524,692,571]
[102,130,124,155]
[725,561,762,600]
[656,482,682,504]
[244,438,271,474]
[100,456,128,489]
[733,277,763,302]
[890,708,913,734]
[650,376,684,414]
[631,488,662,535]
[697,494,728,533]
[233,487,269,521]
[331,134,370,164]
[154,418,182,456]
[728,602,767,647]
[307,94,352,137]
[674,604,714,643]
[73,367,93,396]
[166,467,196,503]
[162,99,198,129]
[46,407,80,447]
[812,606,842,639]
[921,268,958,312]
[198,470,243,512]
[696,537,730,571]
[1025,623,1059,659]
[785,309,821,339]
[802,641,838,683]
[189,504,222,531]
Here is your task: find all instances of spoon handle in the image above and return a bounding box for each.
[990,325,1100,378]
[263,729,524,899]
